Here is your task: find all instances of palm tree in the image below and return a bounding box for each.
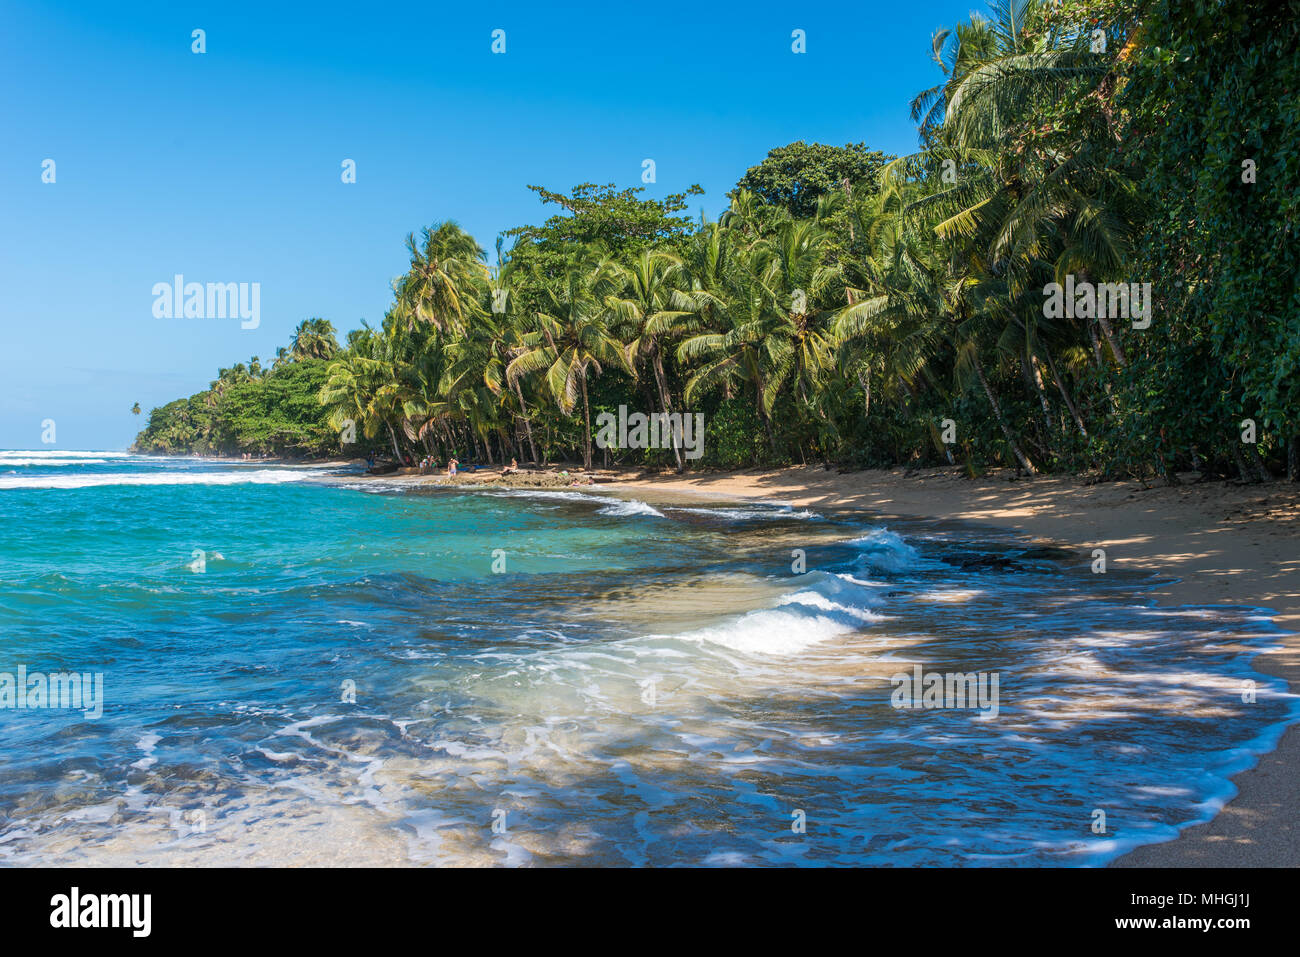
[835,187,948,420]
[396,222,490,334]
[854,0,1128,471]
[319,325,405,460]
[439,310,513,464]
[720,188,786,239]
[290,318,339,361]
[506,259,630,469]
[606,249,699,470]
[485,259,540,463]
[910,0,1099,145]
[676,234,778,449]
[680,221,840,456]
[130,402,142,415]
[752,219,843,412]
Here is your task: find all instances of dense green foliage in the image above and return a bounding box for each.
[138,0,1299,481]
[1112,0,1300,480]
[133,321,342,457]
[736,141,892,219]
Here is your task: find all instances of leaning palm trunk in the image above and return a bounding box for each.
[1042,344,1088,438]
[578,373,593,470]
[1087,322,1120,413]
[1087,321,1105,368]
[1029,354,1055,438]
[650,348,684,472]
[753,374,778,455]
[1021,357,1055,462]
[513,380,539,464]
[1095,315,1128,370]
[385,422,402,461]
[1077,269,1127,369]
[971,351,1037,475]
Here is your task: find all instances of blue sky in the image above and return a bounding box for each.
[1,0,983,450]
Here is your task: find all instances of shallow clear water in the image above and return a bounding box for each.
[0,450,1295,866]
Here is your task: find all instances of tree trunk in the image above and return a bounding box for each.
[971,351,1037,474]
[1095,315,1128,369]
[514,379,539,464]
[1042,344,1088,438]
[579,372,593,470]
[1029,354,1055,436]
[1230,442,1254,483]
[755,375,778,455]
[650,346,684,472]
[1289,434,1299,482]
[1087,321,1105,369]
[1087,321,1120,413]
[385,422,402,461]
[858,369,871,417]
[1023,355,1054,460]
[1246,441,1270,483]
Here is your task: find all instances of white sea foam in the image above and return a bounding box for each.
[0,450,132,459]
[670,572,883,655]
[491,488,664,517]
[0,469,308,490]
[130,732,162,771]
[597,499,664,517]
[669,505,820,521]
[846,528,919,572]
[0,458,112,466]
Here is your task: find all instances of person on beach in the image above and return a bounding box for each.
[502,458,517,476]
[448,457,458,477]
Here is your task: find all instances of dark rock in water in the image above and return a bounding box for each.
[1017,546,1075,561]
[962,556,1023,572]
[941,550,1026,572]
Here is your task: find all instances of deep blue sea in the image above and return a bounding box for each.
[0,450,1295,866]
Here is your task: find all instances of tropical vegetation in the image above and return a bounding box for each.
[136,0,1299,482]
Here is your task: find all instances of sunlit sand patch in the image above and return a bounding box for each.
[0,787,411,867]
[562,572,795,631]
[913,588,986,604]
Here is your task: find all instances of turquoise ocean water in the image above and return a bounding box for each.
[0,450,1295,866]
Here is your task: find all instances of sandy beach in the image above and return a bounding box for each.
[362,461,1299,866]
[623,466,1300,868]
